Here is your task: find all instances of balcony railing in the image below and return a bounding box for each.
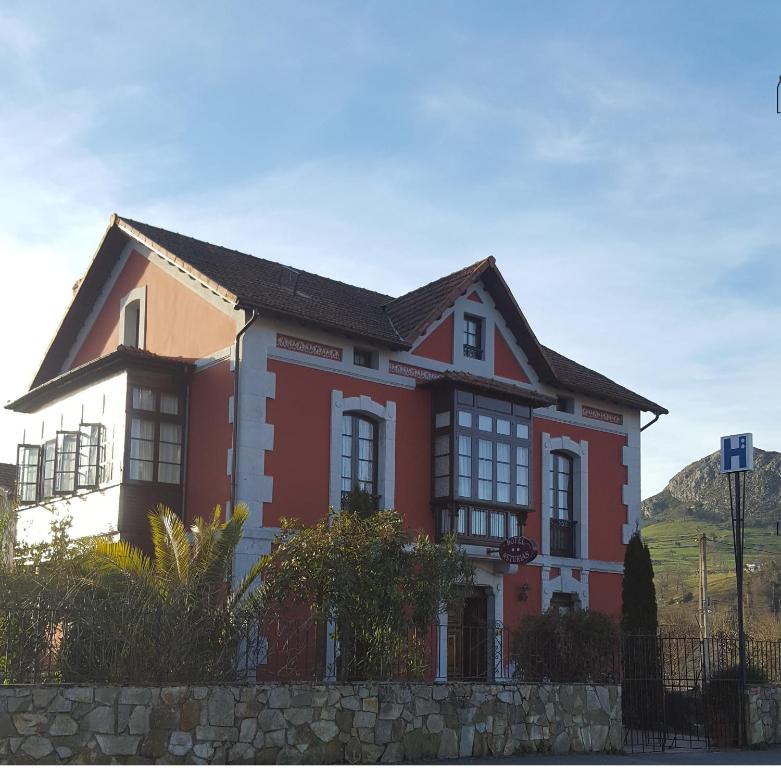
[340,489,381,512]
[463,344,484,360]
[550,518,577,558]
[438,504,524,544]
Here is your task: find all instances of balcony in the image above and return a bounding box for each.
[550,518,577,558]
[463,344,484,360]
[438,504,524,545]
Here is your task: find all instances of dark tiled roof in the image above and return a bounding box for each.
[385,259,490,340]
[422,371,557,408]
[543,346,668,415]
[31,214,666,415]
[0,463,15,492]
[121,218,404,348]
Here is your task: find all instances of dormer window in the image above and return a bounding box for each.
[463,316,483,360]
[353,347,378,369]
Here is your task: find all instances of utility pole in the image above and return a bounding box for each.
[698,534,710,682]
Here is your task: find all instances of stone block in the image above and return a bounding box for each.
[179,700,200,732]
[459,724,475,757]
[65,687,94,704]
[195,725,238,741]
[426,713,443,734]
[96,734,141,756]
[141,730,170,759]
[432,686,449,701]
[345,735,361,764]
[120,688,152,706]
[395,687,412,704]
[12,712,48,736]
[32,689,57,708]
[267,687,290,709]
[55,745,74,760]
[311,719,339,742]
[362,696,379,713]
[552,730,571,753]
[283,707,313,726]
[0,713,14,738]
[50,714,78,736]
[258,708,285,731]
[413,697,438,716]
[150,704,178,730]
[95,688,119,706]
[437,728,458,759]
[47,693,73,713]
[129,705,151,735]
[208,688,234,726]
[228,741,255,762]
[353,711,376,729]
[192,743,214,761]
[362,743,384,762]
[335,709,353,733]
[239,718,257,743]
[21,736,54,759]
[168,731,193,756]
[7,695,31,713]
[265,729,285,748]
[161,687,188,706]
[380,742,404,762]
[341,695,360,711]
[379,702,402,719]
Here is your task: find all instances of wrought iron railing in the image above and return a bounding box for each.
[550,518,577,557]
[463,344,483,360]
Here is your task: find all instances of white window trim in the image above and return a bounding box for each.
[329,391,396,511]
[118,286,147,349]
[540,433,588,560]
[541,566,590,611]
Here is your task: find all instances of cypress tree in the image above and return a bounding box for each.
[621,531,658,635]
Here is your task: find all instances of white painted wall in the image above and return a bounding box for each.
[13,371,128,546]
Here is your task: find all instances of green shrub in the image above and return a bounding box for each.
[511,609,620,683]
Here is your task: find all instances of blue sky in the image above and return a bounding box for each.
[1,1,780,497]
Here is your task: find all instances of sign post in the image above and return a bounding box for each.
[720,432,753,747]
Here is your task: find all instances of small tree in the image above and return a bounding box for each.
[260,510,473,681]
[622,530,658,635]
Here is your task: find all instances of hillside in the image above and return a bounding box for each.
[642,448,781,524]
[641,447,781,615]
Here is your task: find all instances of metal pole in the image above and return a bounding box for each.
[699,534,710,682]
[733,472,747,746]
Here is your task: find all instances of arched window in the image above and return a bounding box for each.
[123,299,141,348]
[550,451,574,520]
[340,413,377,504]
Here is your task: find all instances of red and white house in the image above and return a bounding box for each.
[8,214,666,680]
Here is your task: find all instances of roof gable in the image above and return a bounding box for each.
[29,213,666,415]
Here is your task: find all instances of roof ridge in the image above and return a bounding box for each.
[118,215,396,302]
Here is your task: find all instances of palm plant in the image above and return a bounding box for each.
[58,503,267,684]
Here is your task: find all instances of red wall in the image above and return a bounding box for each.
[264,359,434,534]
[494,328,530,383]
[535,416,627,563]
[71,249,236,368]
[411,314,453,365]
[588,571,623,616]
[184,360,233,525]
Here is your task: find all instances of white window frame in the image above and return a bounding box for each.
[119,286,147,349]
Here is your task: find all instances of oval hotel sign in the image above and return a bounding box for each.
[499,536,538,565]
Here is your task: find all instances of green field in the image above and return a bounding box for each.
[641,517,781,607]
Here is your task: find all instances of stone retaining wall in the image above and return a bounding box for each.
[0,681,622,763]
[747,685,781,746]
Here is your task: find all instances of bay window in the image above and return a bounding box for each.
[126,385,183,485]
[432,387,533,542]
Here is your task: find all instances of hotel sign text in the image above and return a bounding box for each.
[581,405,623,425]
[276,334,343,361]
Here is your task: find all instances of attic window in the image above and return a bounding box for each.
[463,316,484,360]
[278,265,300,292]
[119,287,147,350]
[556,397,575,414]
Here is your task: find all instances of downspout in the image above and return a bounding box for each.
[640,412,663,432]
[230,308,258,517]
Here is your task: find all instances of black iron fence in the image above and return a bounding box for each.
[3,599,781,689]
[550,518,578,558]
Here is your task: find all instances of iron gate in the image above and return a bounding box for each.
[623,636,742,753]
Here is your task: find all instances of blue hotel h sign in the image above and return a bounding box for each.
[720,433,754,474]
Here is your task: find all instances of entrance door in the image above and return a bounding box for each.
[448,588,489,681]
